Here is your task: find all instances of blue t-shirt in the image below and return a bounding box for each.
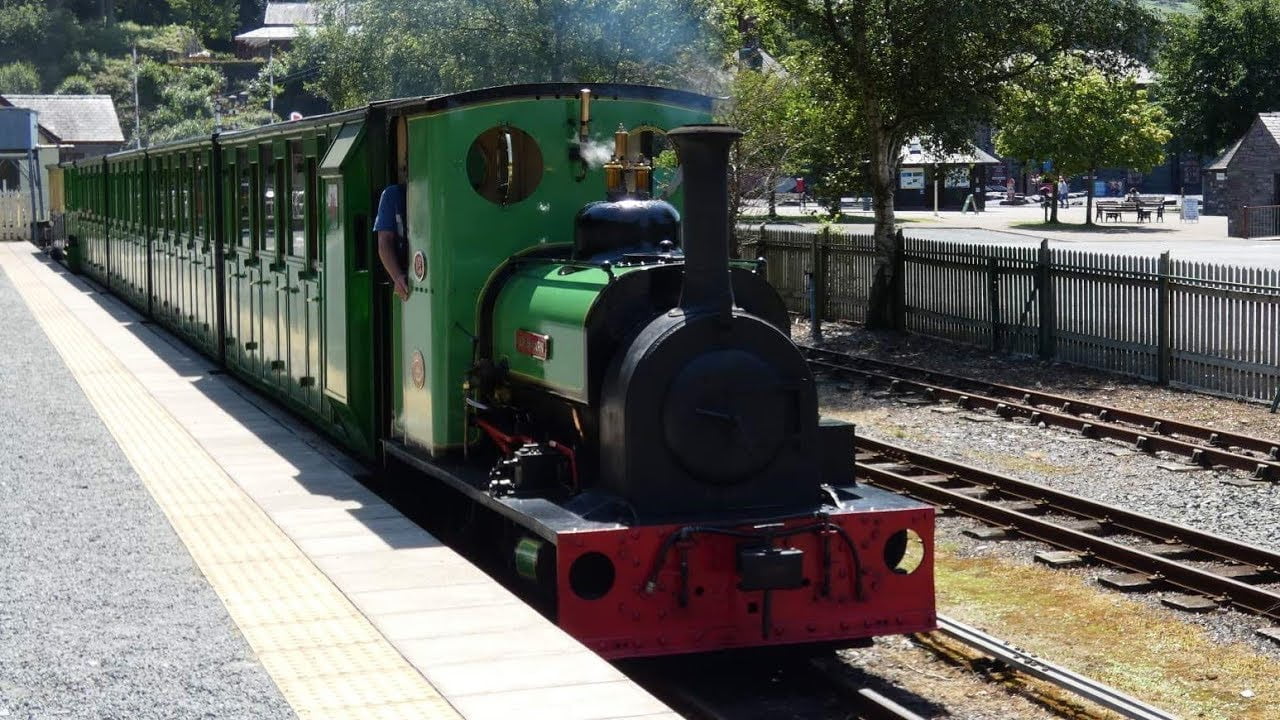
[373,184,406,238]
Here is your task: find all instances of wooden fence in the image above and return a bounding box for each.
[1241,205,1280,239]
[737,224,1280,404]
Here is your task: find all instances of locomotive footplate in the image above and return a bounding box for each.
[382,442,936,659]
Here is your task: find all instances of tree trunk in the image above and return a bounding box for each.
[1085,167,1095,226]
[866,136,898,330]
[1050,180,1059,223]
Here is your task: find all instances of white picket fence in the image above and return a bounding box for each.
[0,190,29,241]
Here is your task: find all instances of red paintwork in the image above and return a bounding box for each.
[554,505,936,658]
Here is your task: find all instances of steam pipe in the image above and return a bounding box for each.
[667,124,742,320]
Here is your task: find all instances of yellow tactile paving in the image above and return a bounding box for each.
[0,247,463,720]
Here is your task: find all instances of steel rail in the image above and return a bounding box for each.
[934,614,1179,720]
[849,689,929,720]
[804,345,1280,463]
[854,444,1280,622]
[858,435,1280,572]
[805,348,1280,480]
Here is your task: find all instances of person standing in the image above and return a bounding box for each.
[795,176,807,209]
[1058,177,1069,208]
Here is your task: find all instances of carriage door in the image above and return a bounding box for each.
[317,122,363,408]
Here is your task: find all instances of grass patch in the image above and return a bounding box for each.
[934,549,1280,718]
[970,449,1071,476]
[736,214,926,226]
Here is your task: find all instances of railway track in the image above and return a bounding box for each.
[653,612,1177,720]
[803,345,1280,481]
[856,435,1280,634]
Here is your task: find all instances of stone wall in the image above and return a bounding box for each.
[1204,171,1226,215]
[1224,121,1280,236]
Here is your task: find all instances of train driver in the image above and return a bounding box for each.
[375,118,411,301]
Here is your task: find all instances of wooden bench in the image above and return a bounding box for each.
[1095,201,1164,223]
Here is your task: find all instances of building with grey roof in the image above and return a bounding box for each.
[235,2,319,57]
[0,95,124,229]
[0,94,125,161]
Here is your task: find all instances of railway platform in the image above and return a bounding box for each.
[0,242,678,720]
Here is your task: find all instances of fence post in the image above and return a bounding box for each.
[816,226,830,322]
[892,229,906,331]
[987,256,1000,351]
[1157,251,1172,385]
[1037,239,1055,359]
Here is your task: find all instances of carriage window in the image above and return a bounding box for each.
[306,157,319,264]
[162,161,172,233]
[289,141,305,257]
[158,160,167,231]
[194,155,206,241]
[237,149,251,248]
[133,166,142,228]
[466,125,543,205]
[260,146,275,255]
[179,155,190,236]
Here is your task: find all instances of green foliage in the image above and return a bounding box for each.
[0,60,40,94]
[717,52,865,219]
[55,75,97,94]
[293,0,724,109]
[996,54,1171,223]
[166,0,240,43]
[1154,0,1280,155]
[719,69,812,217]
[770,0,1158,327]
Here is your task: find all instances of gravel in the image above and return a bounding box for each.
[0,270,295,720]
[797,319,1280,661]
[796,318,1280,429]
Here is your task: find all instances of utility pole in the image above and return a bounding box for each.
[132,45,142,148]
[268,44,275,116]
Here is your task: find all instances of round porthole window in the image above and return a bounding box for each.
[466,126,543,205]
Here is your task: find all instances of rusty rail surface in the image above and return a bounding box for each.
[856,435,1280,623]
[805,346,1280,480]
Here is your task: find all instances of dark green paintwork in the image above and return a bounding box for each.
[55,85,712,469]
[397,95,710,454]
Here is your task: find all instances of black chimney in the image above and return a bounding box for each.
[667,125,742,320]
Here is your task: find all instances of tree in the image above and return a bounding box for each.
[996,55,1171,226]
[55,75,97,94]
[719,69,812,222]
[293,0,723,109]
[1155,0,1280,156]
[768,0,1155,328]
[142,64,274,143]
[0,61,41,93]
[166,0,238,43]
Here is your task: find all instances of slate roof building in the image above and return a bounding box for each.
[0,94,126,161]
[0,95,124,227]
[1202,113,1280,235]
[235,2,319,58]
